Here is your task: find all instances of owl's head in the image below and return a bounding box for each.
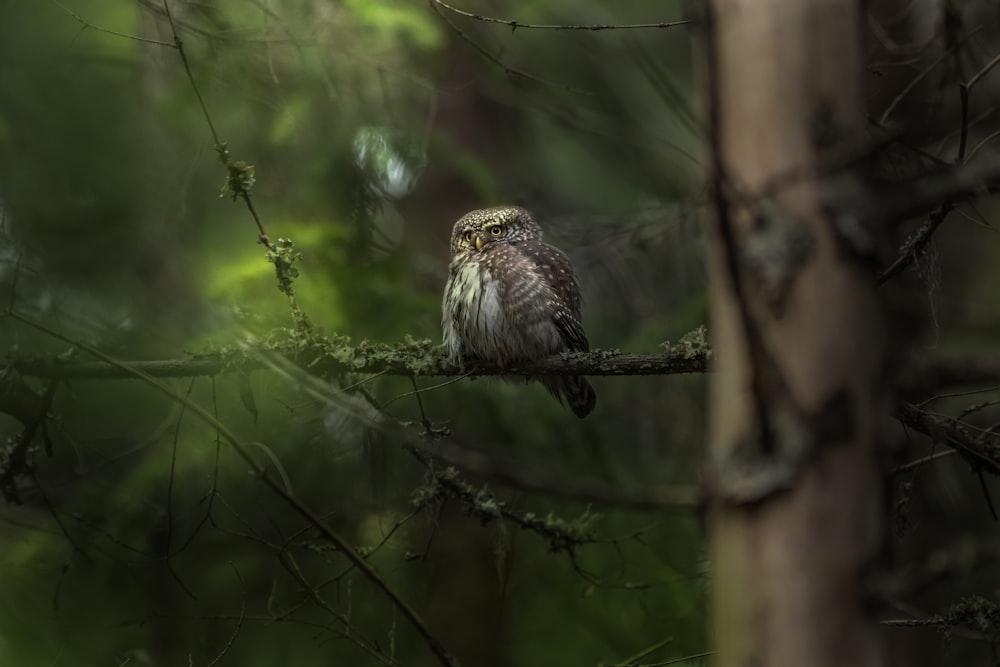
[449,205,542,255]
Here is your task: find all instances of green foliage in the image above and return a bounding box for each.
[0,1,706,666]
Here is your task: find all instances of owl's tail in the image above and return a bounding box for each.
[542,375,597,419]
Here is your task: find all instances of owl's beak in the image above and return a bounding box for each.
[474,235,484,251]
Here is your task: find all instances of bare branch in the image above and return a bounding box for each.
[895,403,1000,475]
[890,449,957,474]
[878,50,950,127]
[427,0,690,31]
[160,0,277,255]
[161,0,219,144]
[52,0,176,47]
[958,51,1000,163]
[205,563,246,667]
[879,617,944,627]
[428,0,593,94]
[877,203,953,284]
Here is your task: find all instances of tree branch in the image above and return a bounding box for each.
[407,437,702,511]
[9,346,710,381]
[261,347,707,512]
[877,202,953,285]
[895,402,1000,475]
[427,0,690,31]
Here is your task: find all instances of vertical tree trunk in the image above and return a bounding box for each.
[704,2,888,666]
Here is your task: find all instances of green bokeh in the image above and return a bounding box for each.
[0,1,707,666]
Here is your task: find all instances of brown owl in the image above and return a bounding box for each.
[442,206,597,418]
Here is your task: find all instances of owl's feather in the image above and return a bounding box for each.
[442,206,596,418]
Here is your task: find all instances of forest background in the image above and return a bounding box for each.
[2,1,1000,666]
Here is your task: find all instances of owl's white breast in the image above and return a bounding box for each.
[443,255,563,366]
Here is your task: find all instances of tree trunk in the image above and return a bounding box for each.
[704,2,888,666]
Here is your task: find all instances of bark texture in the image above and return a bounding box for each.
[705,2,888,666]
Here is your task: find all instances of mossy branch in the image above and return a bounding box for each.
[8,331,711,381]
[409,461,601,553]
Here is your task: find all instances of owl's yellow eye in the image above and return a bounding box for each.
[463,231,472,243]
[489,225,503,236]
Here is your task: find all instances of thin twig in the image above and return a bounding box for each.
[428,1,594,95]
[967,128,1000,161]
[975,469,999,520]
[917,383,1000,407]
[206,563,246,667]
[7,310,461,667]
[605,636,674,667]
[605,650,716,667]
[428,0,690,31]
[967,51,1000,90]
[880,617,945,627]
[958,51,1000,164]
[890,449,957,474]
[879,50,950,126]
[877,203,953,285]
[161,0,273,248]
[276,552,404,666]
[173,377,224,554]
[383,373,472,407]
[52,0,176,47]
[162,0,220,144]
[162,378,201,603]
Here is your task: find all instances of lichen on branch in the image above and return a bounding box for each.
[8,329,711,382]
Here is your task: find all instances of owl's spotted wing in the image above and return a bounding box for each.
[507,240,589,353]
[551,304,589,352]
[547,246,590,352]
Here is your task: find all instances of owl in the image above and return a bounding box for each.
[442,206,597,418]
